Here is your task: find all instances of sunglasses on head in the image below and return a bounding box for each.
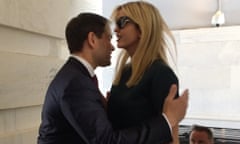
[116,16,133,29]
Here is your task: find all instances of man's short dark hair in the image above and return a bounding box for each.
[190,125,214,141]
[65,13,108,54]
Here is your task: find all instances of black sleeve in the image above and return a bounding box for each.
[150,64,179,113]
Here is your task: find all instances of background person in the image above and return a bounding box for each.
[189,125,214,144]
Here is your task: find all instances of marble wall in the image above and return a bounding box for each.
[0,0,102,144]
[0,0,102,38]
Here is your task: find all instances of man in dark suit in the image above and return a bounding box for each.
[37,13,189,144]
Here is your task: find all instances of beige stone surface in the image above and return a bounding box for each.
[0,52,64,109]
[0,126,38,144]
[0,0,102,38]
[0,25,64,56]
[0,106,41,134]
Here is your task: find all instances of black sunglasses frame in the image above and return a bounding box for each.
[116,16,133,29]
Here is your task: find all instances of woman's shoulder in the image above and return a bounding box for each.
[150,59,172,72]
[149,59,178,81]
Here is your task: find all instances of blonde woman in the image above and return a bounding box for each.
[107,1,180,144]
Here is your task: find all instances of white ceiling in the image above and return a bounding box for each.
[103,0,240,30]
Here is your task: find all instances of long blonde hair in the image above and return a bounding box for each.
[112,1,176,87]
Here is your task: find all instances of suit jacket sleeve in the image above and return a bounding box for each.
[60,76,172,144]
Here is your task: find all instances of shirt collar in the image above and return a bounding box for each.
[71,55,95,77]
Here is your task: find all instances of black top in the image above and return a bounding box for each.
[108,59,179,130]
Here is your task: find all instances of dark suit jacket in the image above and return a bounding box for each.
[38,57,172,144]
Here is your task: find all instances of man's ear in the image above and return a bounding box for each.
[87,32,96,48]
